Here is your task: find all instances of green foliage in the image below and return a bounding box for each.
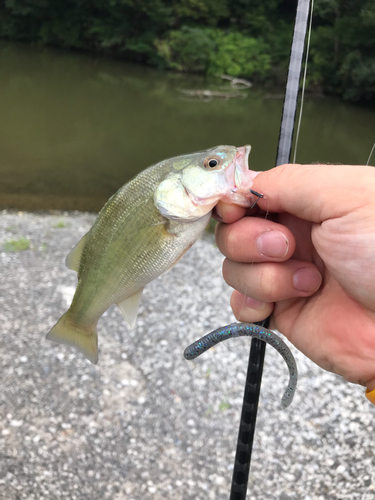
[361,1,375,26]
[156,27,270,80]
[155,26,215,72]
[339,53,375,103]
[4,237,30,251]
[0,0,374,103]
[310,0,375,103]
[172,0,229,25]
[208,31,270,79]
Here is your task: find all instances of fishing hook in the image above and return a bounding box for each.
[249,189,264,209]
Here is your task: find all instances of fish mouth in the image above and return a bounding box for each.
[228,145,252,191]
[223,145,259,206]
[236,145,251,168]
[234,145,250,183]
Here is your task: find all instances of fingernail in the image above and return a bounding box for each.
[293,268,322,292]
[244,297,266,310]
[256,230,289,258]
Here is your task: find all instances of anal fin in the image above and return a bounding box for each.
[117,288,144,330]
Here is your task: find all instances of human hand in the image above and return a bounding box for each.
[214,164,375,392]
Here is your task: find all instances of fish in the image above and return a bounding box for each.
[47,145,258,364]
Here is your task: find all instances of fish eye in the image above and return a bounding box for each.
[203,155,222,170]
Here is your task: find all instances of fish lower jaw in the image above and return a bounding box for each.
[183,186,219,208]
[220,191,255,207]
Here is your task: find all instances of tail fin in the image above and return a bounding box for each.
[46,312,98,364]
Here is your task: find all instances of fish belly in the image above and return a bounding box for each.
[70,211,211,326]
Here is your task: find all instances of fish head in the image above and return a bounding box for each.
[155,145,259,221]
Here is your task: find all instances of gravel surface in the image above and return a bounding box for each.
[1,210,375,500]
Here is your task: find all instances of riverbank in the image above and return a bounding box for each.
[1,1,375,104]
[1,210,375,499]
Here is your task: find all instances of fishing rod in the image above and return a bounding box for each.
[229,1,312,498]
[184,2,313,497]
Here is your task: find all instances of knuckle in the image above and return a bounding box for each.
[225,233,236,260]
[223,226,243,260]
[222,259,233,286]
[257,264,278,299]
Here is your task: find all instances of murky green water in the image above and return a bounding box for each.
[1,42,375,211]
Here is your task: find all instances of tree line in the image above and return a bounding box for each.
[0,0,374,104]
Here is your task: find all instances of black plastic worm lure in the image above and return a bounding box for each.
[184,323,297,409]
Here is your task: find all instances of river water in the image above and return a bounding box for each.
[1,42,375,211]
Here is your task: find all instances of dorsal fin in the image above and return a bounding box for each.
[65,234,87,272]
[117,288,144,330]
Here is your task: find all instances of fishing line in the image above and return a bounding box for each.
[237,195,270,323]
[292,0,315,164]
[366,142,375,166]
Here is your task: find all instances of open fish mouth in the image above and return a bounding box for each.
[235,145,251,168]
[224,145,255,201]
[233,144,251,190]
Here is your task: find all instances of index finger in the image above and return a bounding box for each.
[252,164,375,222]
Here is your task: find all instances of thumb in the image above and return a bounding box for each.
[252,164,373,222]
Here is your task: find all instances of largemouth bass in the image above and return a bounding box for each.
[47,145,258,363]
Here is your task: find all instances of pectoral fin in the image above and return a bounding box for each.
[117,288,144,329]
[65,234,87,272]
